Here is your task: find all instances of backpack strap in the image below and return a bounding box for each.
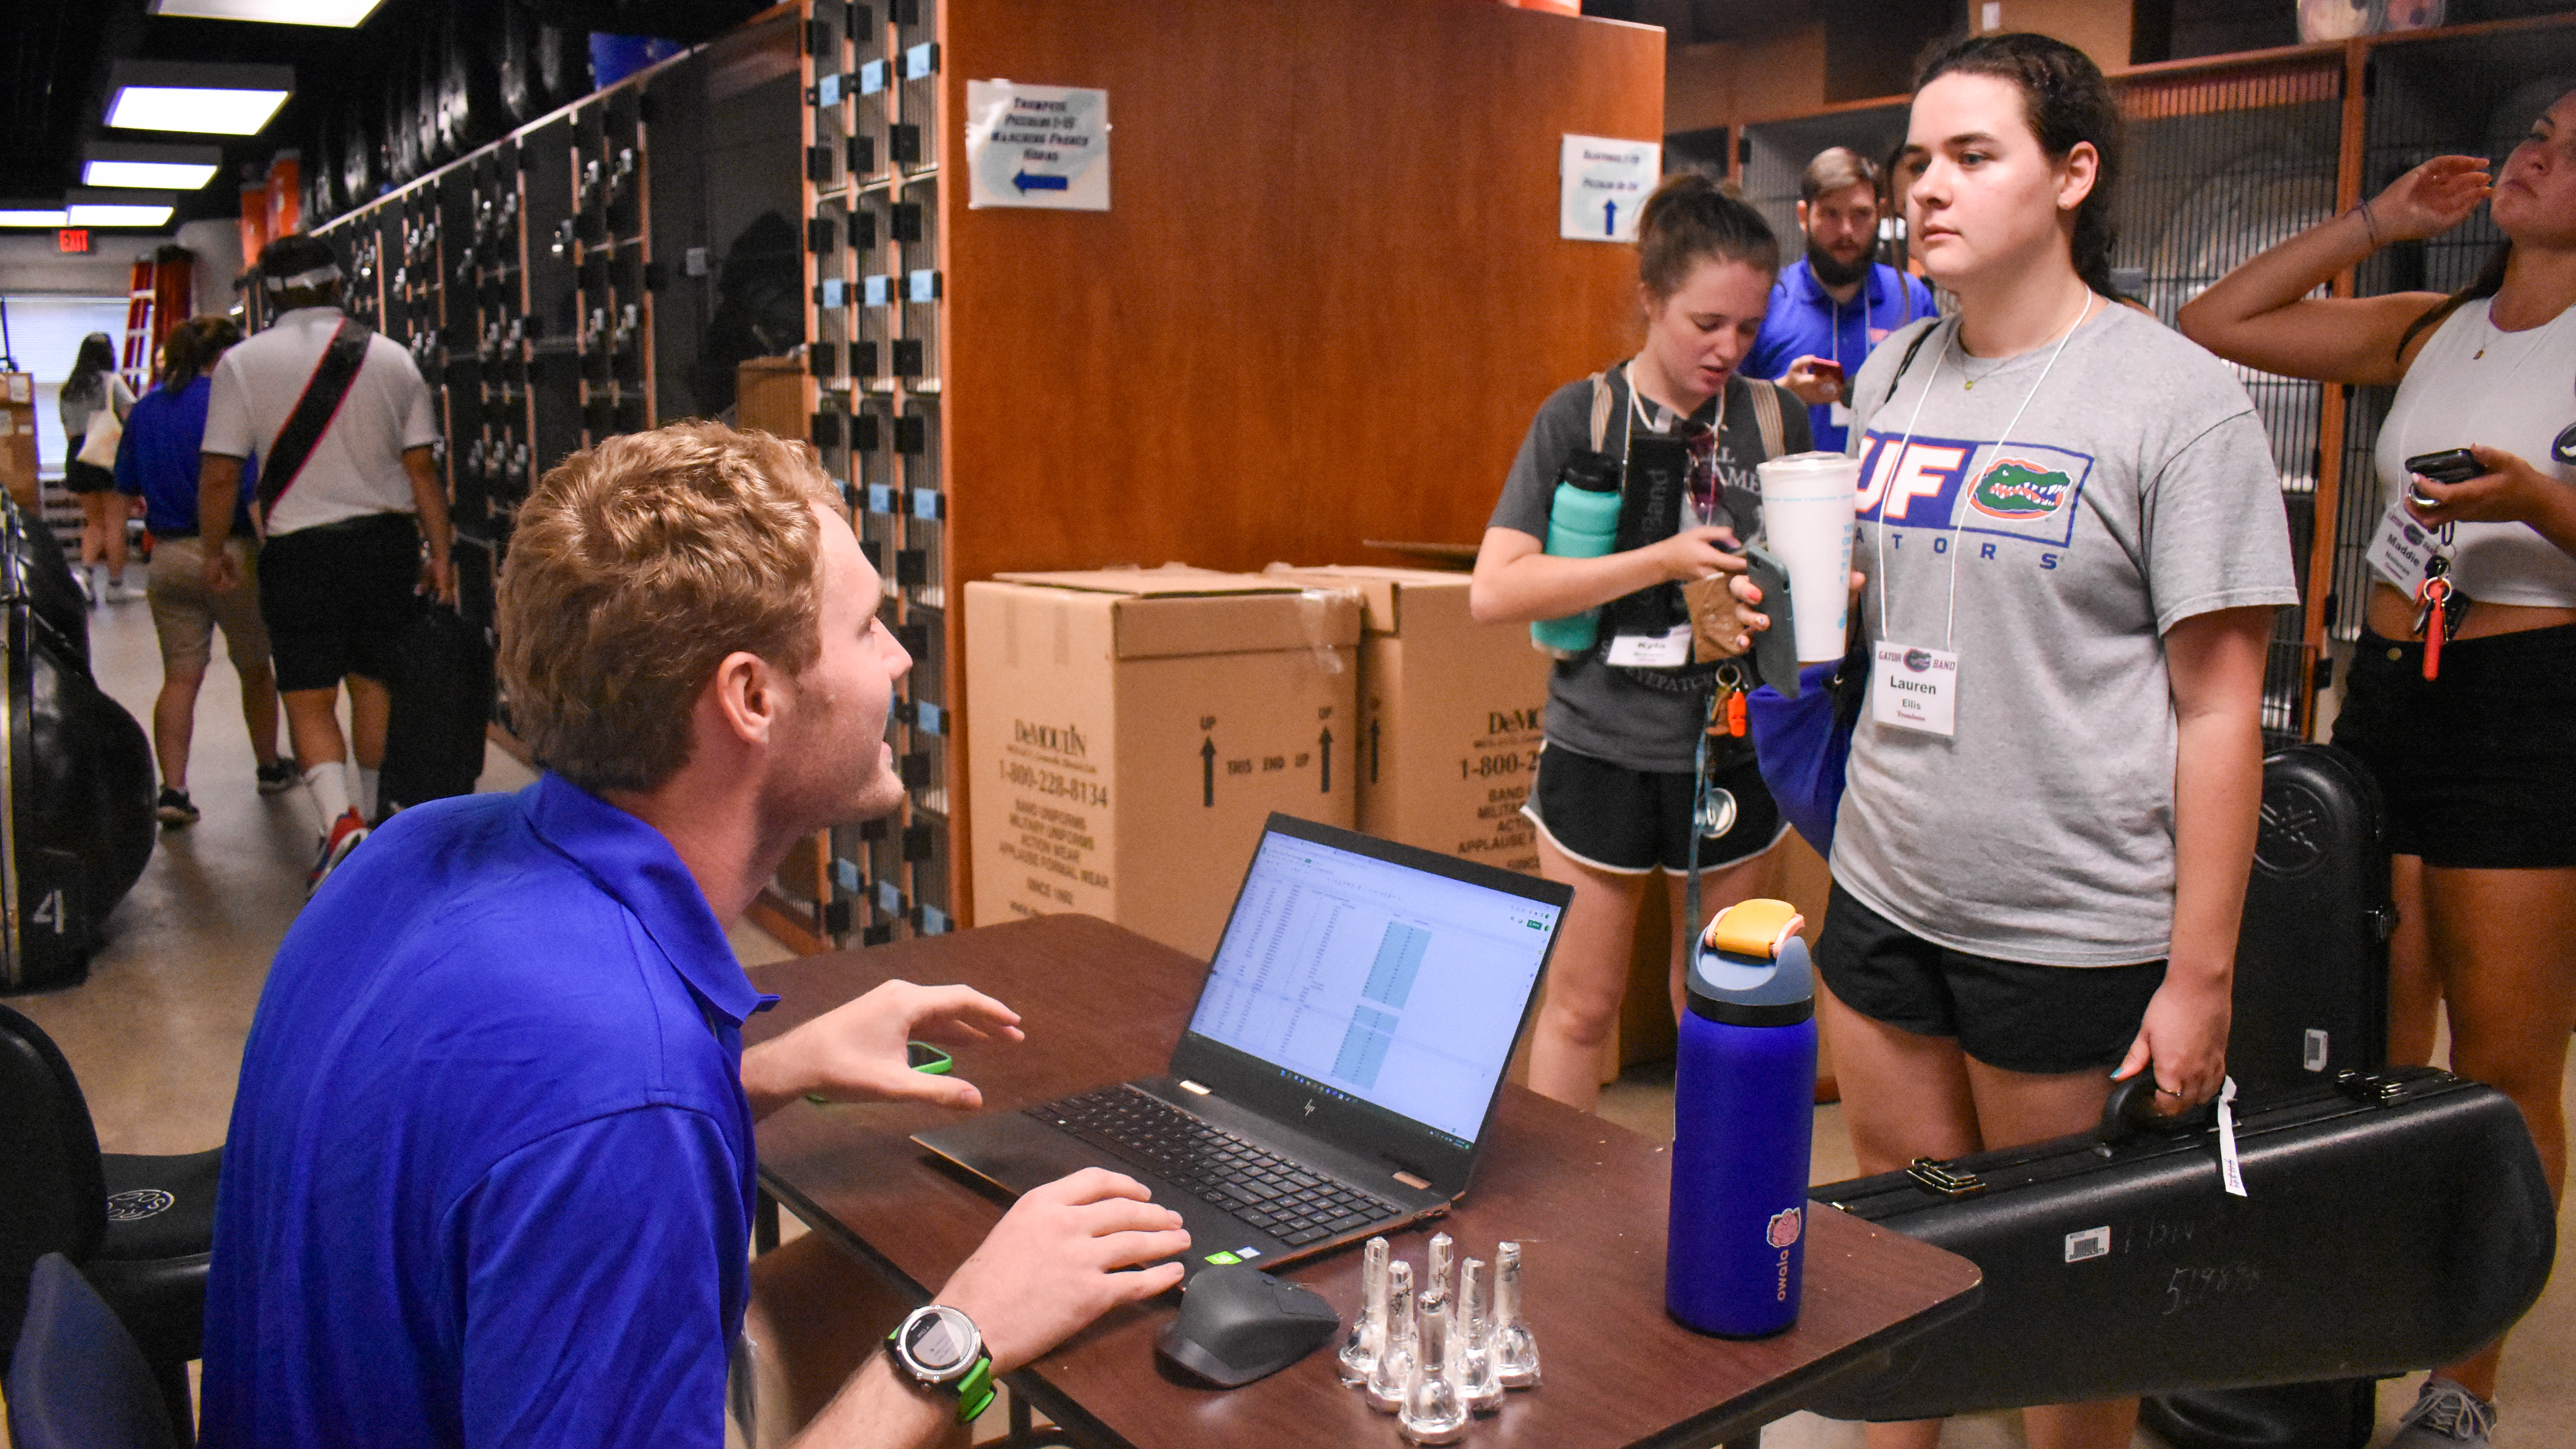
[1746,377,1787,460]
[1878,317,1942,411]
[254,317,374,531]
[1588,369,1614,453]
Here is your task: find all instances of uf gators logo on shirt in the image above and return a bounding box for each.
[1858,432,2097,550]
[1969,458,2073,520]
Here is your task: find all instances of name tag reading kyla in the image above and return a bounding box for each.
[1606,622,1695,668]
[1872,643,1959,737]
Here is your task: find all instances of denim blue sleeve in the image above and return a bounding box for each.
[453,1107,747,1449]
[114,408,141,495]
[1744,281,1802,384]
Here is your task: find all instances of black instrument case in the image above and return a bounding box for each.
[1804,1067,2554,1422]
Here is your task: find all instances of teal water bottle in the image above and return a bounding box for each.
[1531,452,1622,656]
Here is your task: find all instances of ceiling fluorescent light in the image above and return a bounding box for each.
[65,191,176,229]
[82,142,225,191]
[149,0,387,24]
[104,61,293,136]
[0,208,71,228]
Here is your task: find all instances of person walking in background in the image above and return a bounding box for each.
[1746,148,1938,455]
[60,330,139,605]
[2178,91,2576,1449]
[199,234,454,891]
[115,316,295,826]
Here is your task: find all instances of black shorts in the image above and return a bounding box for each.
[1522,743,1786,875]
[62,446,116,495]
[1815,883,2166,1075]
[258,513,420,694]
[2330,625,2576,869]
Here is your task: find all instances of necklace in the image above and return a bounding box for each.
[1955,293,2090,389]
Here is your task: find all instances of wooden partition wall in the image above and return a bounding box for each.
[937,0,1665,925]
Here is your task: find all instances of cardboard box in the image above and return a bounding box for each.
[0,375,40,513]
[965,569,1361,960]
[1262,566,1552,875]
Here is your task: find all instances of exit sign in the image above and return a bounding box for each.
[56,229,89,254]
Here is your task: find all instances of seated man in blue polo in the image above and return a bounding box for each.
[1744,145,1937,454]
[200,422,1191,1447]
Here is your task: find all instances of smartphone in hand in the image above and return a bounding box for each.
[2405,447,2483,485]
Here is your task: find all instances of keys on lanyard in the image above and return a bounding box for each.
[2412,541,2471,681]
[1713,663,1748,739]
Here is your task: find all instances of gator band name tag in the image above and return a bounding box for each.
[1872,642,1959,737]
[2364,498,2438,591]
[1607,623,1694,668]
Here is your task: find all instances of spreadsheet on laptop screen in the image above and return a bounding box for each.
[1184,831,1560,1145]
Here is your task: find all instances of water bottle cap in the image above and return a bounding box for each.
[1685,935,1815,1026]
[1557,450,1621,493]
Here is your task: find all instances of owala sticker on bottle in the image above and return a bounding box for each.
[1872,643,1959,736]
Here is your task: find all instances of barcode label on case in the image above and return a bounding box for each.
[2064,1227,2111,1264]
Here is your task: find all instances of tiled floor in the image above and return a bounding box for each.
[9,593,2573,1446]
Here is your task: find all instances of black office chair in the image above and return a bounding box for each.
[6,1254,179,1449]
[0,1003,219,1443]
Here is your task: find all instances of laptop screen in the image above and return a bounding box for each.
[1182,823,1563,1149]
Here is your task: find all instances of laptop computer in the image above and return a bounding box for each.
[915,813,1572,1276]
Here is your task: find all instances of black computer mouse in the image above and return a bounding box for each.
[1154,1264,1342,1388]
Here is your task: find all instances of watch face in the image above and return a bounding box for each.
[903,1311,970,1373]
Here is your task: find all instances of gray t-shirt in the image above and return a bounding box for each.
[1834,304,2299,965]
[1491,365,1812,773]
[60,373,134,439]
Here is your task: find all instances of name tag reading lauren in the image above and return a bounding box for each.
[1606,623,1695,668]
[1872,643,1959,737]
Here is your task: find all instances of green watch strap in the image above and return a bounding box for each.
[953,1356,996,1424]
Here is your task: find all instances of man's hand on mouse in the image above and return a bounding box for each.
[738,978,1023,1120]
[935,1167,1191,1373]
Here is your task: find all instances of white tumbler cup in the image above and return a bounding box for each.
[1753,452,1861,663]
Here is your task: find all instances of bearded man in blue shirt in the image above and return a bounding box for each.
[200,422,1190,1447]
[1744,146,1938,454]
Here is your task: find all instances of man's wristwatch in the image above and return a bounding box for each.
[884,1303,996,1424]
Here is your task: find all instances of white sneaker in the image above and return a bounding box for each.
[2389,1376,2497,1447]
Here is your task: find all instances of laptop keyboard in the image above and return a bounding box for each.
[1028,1085,1403,1246]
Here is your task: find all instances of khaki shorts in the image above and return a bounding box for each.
[147,537,273,673]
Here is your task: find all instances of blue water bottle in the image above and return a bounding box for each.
[1666,899,1819,1338]
[1531,452,1622,656]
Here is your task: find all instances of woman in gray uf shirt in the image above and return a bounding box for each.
[1820,33,2295,1449]
[1470,175,1809,1113]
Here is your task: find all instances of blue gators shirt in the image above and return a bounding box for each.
[1744,258,1938,455]
[201,774,777,1449]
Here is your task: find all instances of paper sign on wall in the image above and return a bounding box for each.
[1560,135,1659,243]
[966,81,1111,211]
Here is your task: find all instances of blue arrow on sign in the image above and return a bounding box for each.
[1015,171,1069,193]
[1604,199,1619,236]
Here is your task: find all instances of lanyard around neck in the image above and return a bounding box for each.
[1874,292,2098,650]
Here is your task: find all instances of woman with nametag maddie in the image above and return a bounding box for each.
[1815,33,2296,1449]
[1469,174,1811,1113]
[2179,91,2576,1449]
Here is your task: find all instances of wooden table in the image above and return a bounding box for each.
[747,914,1980,1449]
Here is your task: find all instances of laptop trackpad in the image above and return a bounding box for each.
[916,1113,1102,1198]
